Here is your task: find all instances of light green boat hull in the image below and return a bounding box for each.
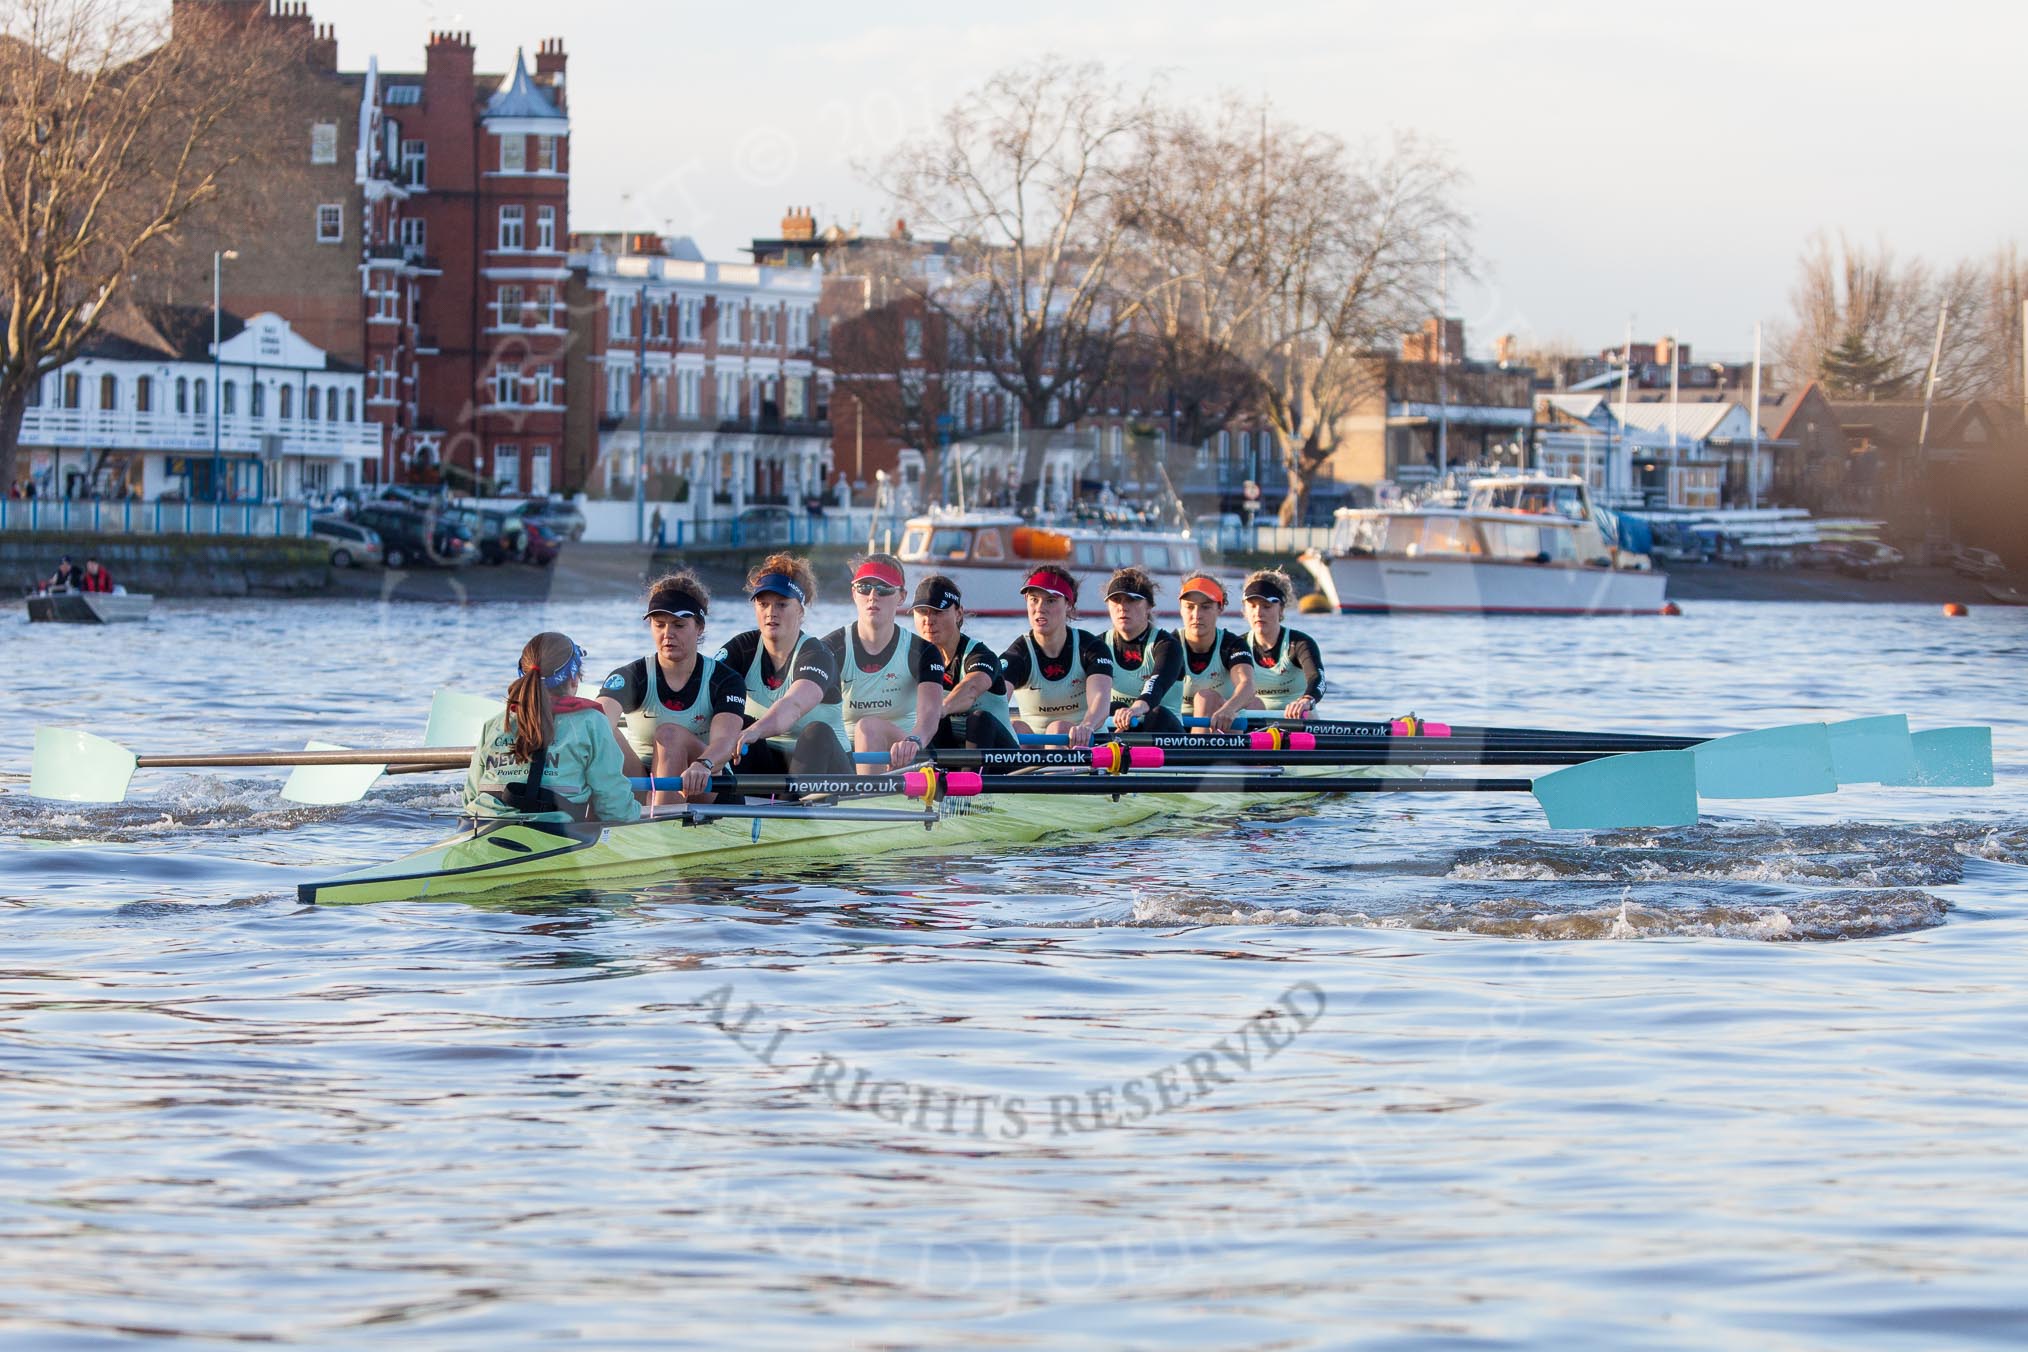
[299,766,1413,906]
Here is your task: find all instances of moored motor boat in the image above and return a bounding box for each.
[24,587,155,624]
[1299,475,1669,616]
[896,509,1240,617]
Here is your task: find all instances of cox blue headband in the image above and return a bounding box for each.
[538,643,587,690]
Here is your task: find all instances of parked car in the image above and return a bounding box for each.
[520,520,561,567]
[310,516,383,569]
[512,498,586,542]
[1943,544,2006,579]
[353,503,473,569]
[1821,540,1904,580]
[444,506,526,565]
[733,505,797,545]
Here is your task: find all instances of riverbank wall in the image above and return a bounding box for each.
[4,535,330,596]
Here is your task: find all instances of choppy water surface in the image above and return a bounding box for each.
[3,587,2026,1347]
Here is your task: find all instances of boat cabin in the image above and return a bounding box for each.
[899,513,1205,574]
[1465,475,1593,520]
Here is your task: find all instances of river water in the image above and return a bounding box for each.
[3,587,2025,1347]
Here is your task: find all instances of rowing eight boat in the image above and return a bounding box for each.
[296,764,1418,906]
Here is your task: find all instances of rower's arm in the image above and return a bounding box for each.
[701,710,746,769]
[1079,673,1115,734]
[1214,661,1258,726]
[941,668,991,715]
[741,678,824,744]
[909,681,944,739]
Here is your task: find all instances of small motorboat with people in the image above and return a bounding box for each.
[1299,475,1669,616]
[23,553,152,623]
[25,589,154,623]
[896,507,1241,618]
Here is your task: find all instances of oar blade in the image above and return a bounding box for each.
[1885,726,1994,788]
[425,689,501,748]
[30,727,139,803]
[1692,723,1837,799]
[282,742,388,805]
[1533,750,1699,829]
[1826,715,1915,785]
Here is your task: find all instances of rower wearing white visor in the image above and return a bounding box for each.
[596,571,750,806]
[1175,572,1257,733]
[909,574,1020,750]
[822,553,946,772]
[715,553,854,777]
[999,564,1114,749]
[1241,568,1326,720]
[1101,566,1187,734]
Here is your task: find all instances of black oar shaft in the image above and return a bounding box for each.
[718,773,1536,798]
[936,747,1609,768]
[1125,732,1693,754]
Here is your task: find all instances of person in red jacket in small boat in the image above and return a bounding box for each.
[79,557,114,594]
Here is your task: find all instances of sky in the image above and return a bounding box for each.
[324,0,2028,362]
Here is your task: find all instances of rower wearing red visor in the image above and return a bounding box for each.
[999,564,1115,748]
[821,553,946,772]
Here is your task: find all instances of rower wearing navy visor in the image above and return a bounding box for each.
[715,553,853,777]
[1101,566,1186,734]
[1175,572,1257,733]
[909,574,1020,750]
[822,553,946,772]
[596,571,749,806]
[1241,568,1326,720]
[1000,564,1114,749]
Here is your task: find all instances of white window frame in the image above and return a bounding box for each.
[608,293,632,341]
[533,363,555,405]
[399,217,426,258]
[679,368,699,417]
[401,139,426,189]
[494,363,521,406]
[529,445,552,495]
[500,134,525,174]
[536,205,555,253]
[498,204,524,251]
[717,300,740,345]
[494,443,520,489]
[680,298,701,341]
[535,135,556,173]
[316,203,343,243]
[607,366,630,417]
[716,369,739,418]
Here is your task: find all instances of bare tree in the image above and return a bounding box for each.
[0,0,298,491]
[825,267,955,489]
[874,57,1153,445]
[1219,123,1467,523]
[1774,233,2013,400]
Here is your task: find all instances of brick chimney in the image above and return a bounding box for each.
[780,206,816,241]
[309,20,336,69]
[426,29,475,89]
[534,37,568,110]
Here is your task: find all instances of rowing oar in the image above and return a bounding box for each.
[660,754,1700,830]
[28,728,471,804]
[855,744,1627,770]
[1028,717,1991,795]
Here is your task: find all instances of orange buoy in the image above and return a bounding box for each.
[1010,526,1072,561]
[1660,601,1682,616]
[1944,602,1969,616]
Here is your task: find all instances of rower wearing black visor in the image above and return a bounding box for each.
[909,574,1020,750]
[1101,566,1186,734]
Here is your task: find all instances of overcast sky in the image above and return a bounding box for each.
[330,0,2026,361]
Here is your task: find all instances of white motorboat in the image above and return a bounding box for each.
[1300,476,1668,616]
[24,588,155,624]
[896,510,1241,617]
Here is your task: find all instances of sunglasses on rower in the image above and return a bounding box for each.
[852,580,902,596]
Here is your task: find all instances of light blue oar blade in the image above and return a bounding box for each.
[30,727,139,803]
[424,689,500,748]
[1884,726,1993,788]
[1533,750,1699,829]
[282,741,388,805]
[1826,715,1915,786]
[1691,723,1837,799]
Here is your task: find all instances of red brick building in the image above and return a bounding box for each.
[357,35,572,493]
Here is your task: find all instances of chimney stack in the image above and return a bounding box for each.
[780,205,816,241]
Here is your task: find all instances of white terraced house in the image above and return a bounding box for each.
[16,307,379,504]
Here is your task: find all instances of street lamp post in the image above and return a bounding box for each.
[211,248,238,503]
